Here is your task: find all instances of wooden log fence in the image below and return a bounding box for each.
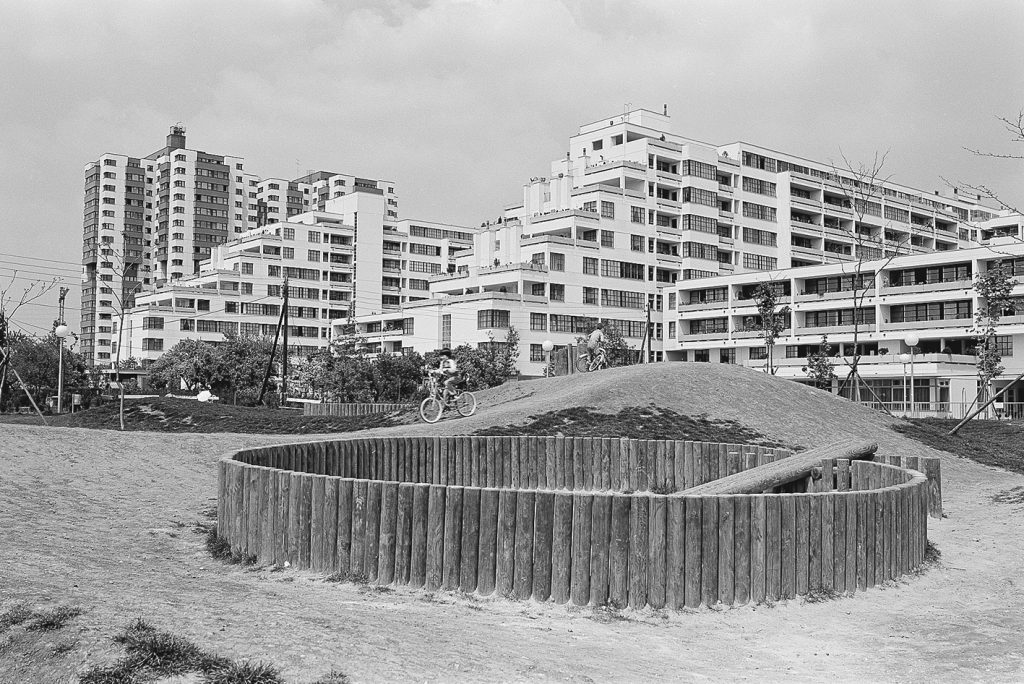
[303,402,411,417]
[218,435,939,610]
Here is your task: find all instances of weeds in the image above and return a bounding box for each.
[992,486,1024,505]
[312,671,352,684]
[80,618,303,684]
[0,604,33,633]
[801,587,842,604]
[205,525,257,565]
[25,605,83,631]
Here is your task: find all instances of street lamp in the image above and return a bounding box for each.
[904,333,919,418]
[542,339,554,377]
[55,324,71,414]
[899,353,912,416]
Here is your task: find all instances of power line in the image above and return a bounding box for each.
[0,258,80,275]
[0,251,82,267]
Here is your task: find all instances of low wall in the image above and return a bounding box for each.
[303,402,411,417]
[217,436,937,609]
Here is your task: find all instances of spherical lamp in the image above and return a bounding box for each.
[55,325,71,339]
[899,353,911,364]
[541,340,554,353]
[904,333,919,349]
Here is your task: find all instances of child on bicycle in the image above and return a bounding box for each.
[430,348,460,403]
[587,322,606,360]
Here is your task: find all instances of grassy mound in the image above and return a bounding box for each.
[14,397,408,434]
[893,418,1024,475]
[476,405,789,447]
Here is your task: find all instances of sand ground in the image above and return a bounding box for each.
[2,364,1023,683]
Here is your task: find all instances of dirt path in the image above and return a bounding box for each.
[2,366,1023,682]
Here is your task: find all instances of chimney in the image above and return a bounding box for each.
[663,103,668,116]
[167,124,186,151]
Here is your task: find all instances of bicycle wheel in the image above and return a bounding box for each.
[456,391,477,417]
[575,356,590,373]
[419,397,444,423]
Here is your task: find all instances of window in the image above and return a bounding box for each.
[224,302,238,313]
[180,320,194,331]
[601,288,645,309]
[477,309,510,329]
[720,349,736,364]
[307,250,321,262]
[550,284,565,302]
[600,230,614,248]
[532,283,545,297]
[743,254,778,271]
[550,253,565,271]
[600,201,615,219]
[268,265,281,277]
[530,344,546,362]
[996,335,1013,357]
[742,227,777,247]
[743,202,777,222]
[668,321,676,339]
[583,257,599,276]
[582,200,597,213]
[241,262,253,274]
[282,247,294,259]
[141,317,164,330]
[689,318,728,334]
[631,235,644,251]
[530,312,547,331]
[601,259,645,280]
[142,339,163,352]
[680,187,717,206]
[282,226,295,240]
[742,177,777,197]
[530,252,545,266]
[680,243,719,261]
[583,287,598,305]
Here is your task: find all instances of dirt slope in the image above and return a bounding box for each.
[2,364,1023,683]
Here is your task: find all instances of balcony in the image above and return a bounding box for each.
[584,159,647,175]
[718,183,733,194]
[879,280,973,296]
[678,300,729,312]
[880,318,972,332]
[794,288,874,303]
[791,195,822,210]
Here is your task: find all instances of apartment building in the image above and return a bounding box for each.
[124,193,473,364]
[345,107,999,375]
[669,238,1024,415]
[81,125,396,367]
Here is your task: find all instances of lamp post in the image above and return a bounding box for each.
[542,339,554,377]
[55,324,70,414]
[899,353,911,416]
[904,334,919,418]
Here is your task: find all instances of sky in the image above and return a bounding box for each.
[1,0,1023,334]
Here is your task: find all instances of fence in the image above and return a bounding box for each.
[217,436,938,608]
[860,401,1024,420]
[303,403,411,417]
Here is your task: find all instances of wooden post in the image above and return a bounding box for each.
[364,481,382,582]
[477,488,499,596]
[551,492,574,604]
[409,483,428,588]
[606,494,630,608]
[513,491,536,599]
[700,497,718,607]
[310,476,326,571]
[570,493,593,606]
[460,487,481,593]
[648,494,667,609]
[717,495,735,606]
[533,491,554,601]
[378,482,399,585]
[589,493,611,606]
[666,497,686,609]
[442,486,464,591]
[395,483,414,585]
[425,485,445,591]
[733,495,751,605]
[495,489,517,597]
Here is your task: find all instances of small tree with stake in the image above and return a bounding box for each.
[802,335,837,391]
[749,282,790,375]
[971,265,1014,418]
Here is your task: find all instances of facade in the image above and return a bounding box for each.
[81,125,395,367]
[345,107,1005,376]
[669,239,1024,416]
[124,193,473,365]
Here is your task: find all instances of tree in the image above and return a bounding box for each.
[951,110,1024,216]
[146,339,219,392]
[970,265,1015,417]
[0,273,58,420]
[748,281,791,375]
[210,334,277,406]
[830,152,910,406]
[99,234,143,430]
[802,336,837,391]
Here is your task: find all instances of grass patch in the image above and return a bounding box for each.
[801,588,843,604]
[0,396,408,434]
[476,405,789,447]
[0,603,82,633]
[80,618,297,684]
[892,418,1024,475]
[312,671,352,684]
[205,525,257,566]
[992,486,1024,505]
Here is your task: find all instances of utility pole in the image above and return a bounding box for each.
[282,277,289,403]
[56,287,69,414]
[645,301,652,363]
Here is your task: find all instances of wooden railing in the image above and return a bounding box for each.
[303,402,411,417]
[217,436,938,608]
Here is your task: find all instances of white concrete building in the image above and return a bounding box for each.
[343,107,1006,376]
[669,239,1024,417]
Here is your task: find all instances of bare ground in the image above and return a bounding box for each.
[2,364,1023,682]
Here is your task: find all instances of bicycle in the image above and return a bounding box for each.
[419,372,477,423]
[576,346,609,373]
